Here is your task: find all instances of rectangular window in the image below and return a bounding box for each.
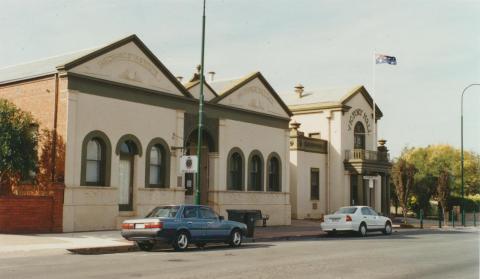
[310,168,320,200]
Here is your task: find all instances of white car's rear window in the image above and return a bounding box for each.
[335,207,357,214]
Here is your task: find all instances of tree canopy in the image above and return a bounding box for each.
[403,145,480,196]
[397,145,480,214]
[0,99,38,194]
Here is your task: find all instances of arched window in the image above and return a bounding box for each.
[149,146,162,185]
[354,122,366,149]
[81,131,111,186]
[227,148,245,191]
[145,138,170,188]
[267,153,282,192]
[248,150,264,191]
[86,139,102,183]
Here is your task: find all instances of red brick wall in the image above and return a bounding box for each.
[0,75,68,139]
[0,184,65,233]
[0,196,53,233]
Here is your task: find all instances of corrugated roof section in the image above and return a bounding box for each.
[279,85,361,106]
[209,77,244,95]
[0,48,98,84]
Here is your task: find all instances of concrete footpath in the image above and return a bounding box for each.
[0,220,324,255]
[0,219,472,256]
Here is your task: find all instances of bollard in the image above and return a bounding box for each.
[439,210,442,228]
[452,211,455,227]
[474,209,477,227]
[420,209,424,229]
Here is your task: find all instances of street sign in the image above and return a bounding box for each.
[363,175,380,180]
[363,175,380,188]
[180,156,198,173]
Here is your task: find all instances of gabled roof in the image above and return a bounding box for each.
[0,34,193,97]
[210,72,292,117]
[282,85,383,118]
[183,79,218,98]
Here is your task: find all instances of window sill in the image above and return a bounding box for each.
[226,189,245,192]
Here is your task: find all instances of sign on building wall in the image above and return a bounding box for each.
[363,175,381,188]
[347,108,372,132]
[180,155,198,173]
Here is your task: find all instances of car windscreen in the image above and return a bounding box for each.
[334,207,357,214]
[146,206,180,218]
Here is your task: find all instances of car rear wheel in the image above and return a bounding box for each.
[173,231,190,252]
[229,229,242,248]
[326,231,336,236]
[358,223,367,237]
[383,222,392,235]
[136,241,154,252]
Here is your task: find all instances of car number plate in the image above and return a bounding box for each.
[135,223,145,229]
[330,218,340,222]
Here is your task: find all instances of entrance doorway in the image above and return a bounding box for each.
[185,130,214,205]
[118,140,139,211]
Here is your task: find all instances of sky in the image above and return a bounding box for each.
[1,0,479,157]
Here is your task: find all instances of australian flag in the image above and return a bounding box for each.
[375,54,397,65]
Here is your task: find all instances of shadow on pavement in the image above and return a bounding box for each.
[68,242,273,255]
[319,228,478,241]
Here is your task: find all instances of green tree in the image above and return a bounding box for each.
[435,169,451,220]
[400,145,480,213]
[0,99,38,195]
[392,158,417,224]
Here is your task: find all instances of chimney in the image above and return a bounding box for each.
[208,71,216,82]
[294,84,304,98]
[176,76,183,83]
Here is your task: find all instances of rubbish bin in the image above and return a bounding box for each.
[226,209,262,237]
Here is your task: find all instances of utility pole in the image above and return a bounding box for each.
[194,0,207,205]
[460,83,480,226]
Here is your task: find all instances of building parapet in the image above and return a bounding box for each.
[289,121,328,154]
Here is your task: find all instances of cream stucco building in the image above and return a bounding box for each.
[282,85,391,219]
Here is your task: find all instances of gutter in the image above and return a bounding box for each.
[326,111,332,213]
[51,73,59,182]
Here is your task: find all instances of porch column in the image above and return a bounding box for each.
[374,176,382,212]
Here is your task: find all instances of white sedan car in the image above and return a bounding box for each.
[320,206,392,237]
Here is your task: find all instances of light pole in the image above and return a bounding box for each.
[194,0,207,205]
[461,83,480,226]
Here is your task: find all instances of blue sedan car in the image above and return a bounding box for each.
[121,205,247,251]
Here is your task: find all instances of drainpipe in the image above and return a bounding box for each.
[326,111,332,213]
[51,73,59,182]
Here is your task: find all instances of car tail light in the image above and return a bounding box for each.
[122,223,134,230]
[145,222,163,229]
[346,215,352,222]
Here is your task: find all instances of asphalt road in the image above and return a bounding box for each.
[0,229,478,279]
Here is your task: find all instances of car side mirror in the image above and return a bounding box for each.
[219,216,225,221]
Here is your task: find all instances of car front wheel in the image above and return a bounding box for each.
[383,222,392,235]
[358,223,367,237]
[229,229,242,248]
[173,231,190,251]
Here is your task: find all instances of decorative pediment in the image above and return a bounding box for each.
[214,73,291,118]
[66,36,188,97]
[341,86,383,119]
